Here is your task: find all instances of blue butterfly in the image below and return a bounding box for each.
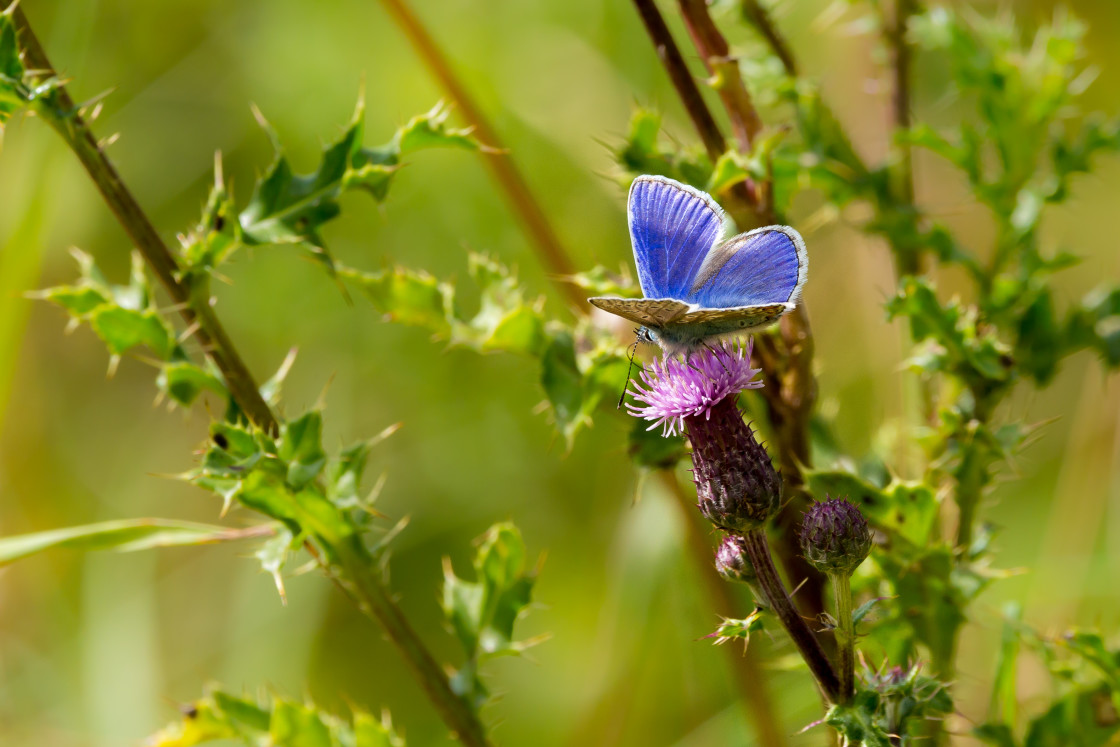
[589,175,808,354]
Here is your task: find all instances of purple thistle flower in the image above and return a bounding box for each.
[626,340,764,437]
[627,340,779,532]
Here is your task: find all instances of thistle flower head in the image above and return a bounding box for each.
[626,340,763,437]
[799,498,872,576]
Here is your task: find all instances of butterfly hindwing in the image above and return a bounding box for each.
[588,297,691,328]
[628,176,726,299]
[687,226,807,309]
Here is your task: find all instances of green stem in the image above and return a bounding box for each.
[831,572,855,703]
[8,4,279,435]
[333,540,492,747]
[742,528,840,703]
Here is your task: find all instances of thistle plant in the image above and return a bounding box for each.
[2,0,1120,745]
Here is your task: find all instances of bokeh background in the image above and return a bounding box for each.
[1,0,1119,744]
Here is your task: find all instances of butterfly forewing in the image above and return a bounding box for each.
[588,297,691,327]
[628,176,726,299]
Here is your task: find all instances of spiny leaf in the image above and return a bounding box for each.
[147,686,405,747]
[235,98,485,267]
[0,518,273,566]
[442,523,540,711]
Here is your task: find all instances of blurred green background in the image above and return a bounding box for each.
[1,0,1119,744]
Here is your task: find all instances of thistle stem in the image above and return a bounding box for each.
[742,528,840,703]
[7,4,279,435]
[831,572,856,703]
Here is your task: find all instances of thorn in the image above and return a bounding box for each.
[98,132,120,150]
[106,354,120,378]
[213,150,224,187]
[177,320,202,344]
[271,569,288,606]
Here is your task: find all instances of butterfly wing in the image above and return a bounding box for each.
[674,303,791,329]
[588,297,691,327]
[687,225,807,309]
[628,176,727,299]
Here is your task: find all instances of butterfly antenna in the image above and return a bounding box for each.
[617,336,641,409]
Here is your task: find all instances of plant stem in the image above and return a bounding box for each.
[8,6,491,742]
[7,4,278,435]
[333,540,492,747]
[831,572,855,703]
[374,0,585,309]
[884,0,921,278]
[742,528,840,703]
[740,0,797,77]
[677,0,762,153]
[659,472,789,747]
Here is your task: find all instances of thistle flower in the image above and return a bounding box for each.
[627,341,778,532]
[626,341,764,437]
[799,498,871,576]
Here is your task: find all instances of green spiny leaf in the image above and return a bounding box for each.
[147,686,405,747]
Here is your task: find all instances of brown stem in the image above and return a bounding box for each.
[885,0,921,277]
[677,0,762,153]
[8,6,491,742]
[8,4,278,435]
[740,0,797,77]
[742,528,840,703]
[659,472,789,747]
[374,0,585,310]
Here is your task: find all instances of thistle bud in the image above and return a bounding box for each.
[799,498,871,576]
[715,534,757,585]
[690,397,782,532]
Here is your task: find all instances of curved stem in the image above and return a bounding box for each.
[831,573,855,703]
[742,528,840,703]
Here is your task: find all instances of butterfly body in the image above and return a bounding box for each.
[589,175,807,354]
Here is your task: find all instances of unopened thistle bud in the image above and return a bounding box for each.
[715,534,757,585]
[626,341,779,532]
[799,498,871,576]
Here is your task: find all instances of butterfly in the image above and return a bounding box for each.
[588,175,807,355]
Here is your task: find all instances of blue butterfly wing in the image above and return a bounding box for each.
[687,226,807,309]
[628,176,725,299]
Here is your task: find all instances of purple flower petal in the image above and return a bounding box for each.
[626,340,764,436]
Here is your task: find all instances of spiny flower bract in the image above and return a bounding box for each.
[626,340,763,436]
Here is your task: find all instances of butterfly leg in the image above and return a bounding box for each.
[617,336,643,409]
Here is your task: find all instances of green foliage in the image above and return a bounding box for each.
[443,523,540,710]
[341,254,631,444]
[32,250,226,407]
[180,100,486,278]
[0,518,273,565]
[709,608,766,648]
[825,663,952,747]
[147,686,404,746]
